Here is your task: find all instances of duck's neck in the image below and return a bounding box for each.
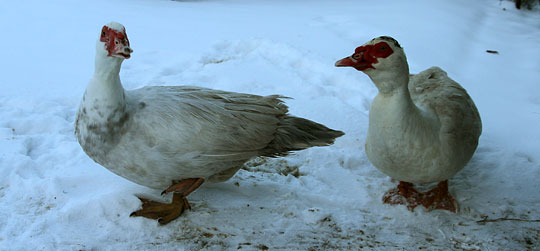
[369,73,439,138]
[82,52,126,122]
[369,65,415,113]
[371,77,417,122]
[94,53,123,81]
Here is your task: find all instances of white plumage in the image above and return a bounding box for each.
[75,22,343,191]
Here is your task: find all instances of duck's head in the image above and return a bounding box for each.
[335,36,409,87]
[97,22,133,60]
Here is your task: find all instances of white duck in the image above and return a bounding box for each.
[75,22,344,224]
[335,36,481,212]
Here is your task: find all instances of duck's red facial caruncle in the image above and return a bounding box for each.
[335,42,393,71]
[100,25,133,59]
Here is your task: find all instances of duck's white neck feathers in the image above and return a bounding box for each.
[369,80,440,136]
[84,41,126,117]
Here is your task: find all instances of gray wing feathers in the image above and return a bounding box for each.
[409,67,482,147]
[128,86,343,159]
[263,116,344,157]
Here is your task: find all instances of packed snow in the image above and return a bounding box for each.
[1,0,539,249]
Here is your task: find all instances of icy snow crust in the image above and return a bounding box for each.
[1,0,539,249]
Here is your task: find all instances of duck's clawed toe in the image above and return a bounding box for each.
[130,193,190,225]
[131,178,204,225]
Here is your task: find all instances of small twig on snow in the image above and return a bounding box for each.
[477,217,540,224]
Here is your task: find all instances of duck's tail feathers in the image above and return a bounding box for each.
[263,116,344,157]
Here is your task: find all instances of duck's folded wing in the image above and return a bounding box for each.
[126,86,288,161]
[409,67,482,144]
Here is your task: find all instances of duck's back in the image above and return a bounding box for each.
[409,67,482,168]
[128,86,287,155]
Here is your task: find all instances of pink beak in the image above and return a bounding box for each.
[335,56,357,67]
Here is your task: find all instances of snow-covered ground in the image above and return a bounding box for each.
[1,0,539,249]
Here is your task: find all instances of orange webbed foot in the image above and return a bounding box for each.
[130,178,204,225]
[383,180,458,213]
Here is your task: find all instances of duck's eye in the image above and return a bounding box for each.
[115,40,119,45]
[102,31,106,37]
[379,45,387,51]
[352,53,361,59]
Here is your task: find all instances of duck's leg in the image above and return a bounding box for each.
[418,180,458,213]
[382,180,457,213]
[130,178,204,225]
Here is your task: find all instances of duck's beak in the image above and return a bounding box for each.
[335,56,356,67]
[113,45,133,59]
